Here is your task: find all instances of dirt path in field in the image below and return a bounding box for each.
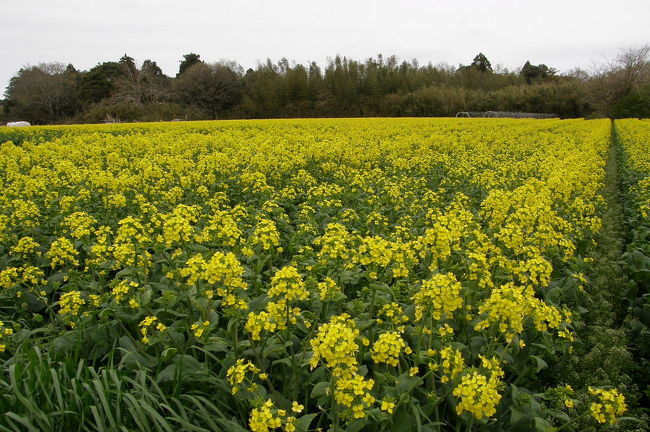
[555,121,648,430]
[590,121,628,325]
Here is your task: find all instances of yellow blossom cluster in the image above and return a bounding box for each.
[588,387,627,424]
[252,219,280,250]
[245,266,307,340]
[435,346,465,383]
[452,371,502,419]
[334,371,377,419]
[191,320,211,338]
[412,273,464,321]
[226,359,261,394]
[371,331,412,366]
[180,251,248,309]
[0,321,14,353]
[0,265,46,291]
[59,291,85,316]
[10,236,40,257]
[267,266,308,301]
[157,205,200,247]
[0,268,19,289]
[245,299,301,340]
[307,314,377,418]
[474,282,571,343]
[317,277,342,301]
[62,211,96,239]
[249,399,300,432]
[110,217,151,268]
[111,280,139,304]
[197,210,242,246]
[309,314,359,374]
[378,302,408,325]
[315,223,354,263]
[139,316,166,345]
[46,237,79,268]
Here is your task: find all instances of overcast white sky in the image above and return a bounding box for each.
[2,0,649,94]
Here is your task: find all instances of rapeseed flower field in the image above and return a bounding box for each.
[0,118,638,431]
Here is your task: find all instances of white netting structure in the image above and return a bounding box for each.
[455,111,558,119]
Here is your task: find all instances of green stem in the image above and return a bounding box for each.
[555,413,590,432]
[432,378,440,431]
[466,416,474,432]
[368,286,378,319]
[233,319,239,358]
[331,374,339,432]
[415,319,426,366]
[368,286,378,345]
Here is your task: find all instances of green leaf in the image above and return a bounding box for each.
[614,416,642,423]
[149,282,172,290]
[48,272,66,283]
[396,375,420,394]
[272,358,295,368]
[547,409,570,422]
[117,336,157,369]
[310,381,330,398]
[141,285,153,306]
[510,408,525,426]
[215,419,249,432]
[469,336,485,354]
[203,338,229,353]
[262,338,287,358]
[52,331,81,352]
[5,412,40,432]
[23,292,46,312]
[295,413,317,432]
[534,417,553,432]
[187,244,210,253]
[345,418,370,432]
[116,267,140,278]
[356,319,375,331]
[154,291,178,308]
[530,355,548,372]
[161,347,177,362]
[391,405,414,432]
[369,282,393,294]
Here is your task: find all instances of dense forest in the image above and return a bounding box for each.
[1,47,649,125]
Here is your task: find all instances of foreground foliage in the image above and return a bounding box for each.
[0,118,634,431]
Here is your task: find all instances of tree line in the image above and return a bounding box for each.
[1,47,649,125]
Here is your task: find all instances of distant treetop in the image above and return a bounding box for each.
[471,53,492,73]
[178,53,203,77]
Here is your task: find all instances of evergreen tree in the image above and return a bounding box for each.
[178,53,202,77]
[471,53,492,73]
[79,62,122,104]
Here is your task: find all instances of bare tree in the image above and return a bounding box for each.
[113,59,171,105]
[586,44,650,116]
[5,62,79,123]
[174,62,243,118]
[616,45,650,97]
[563,67,590,81]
